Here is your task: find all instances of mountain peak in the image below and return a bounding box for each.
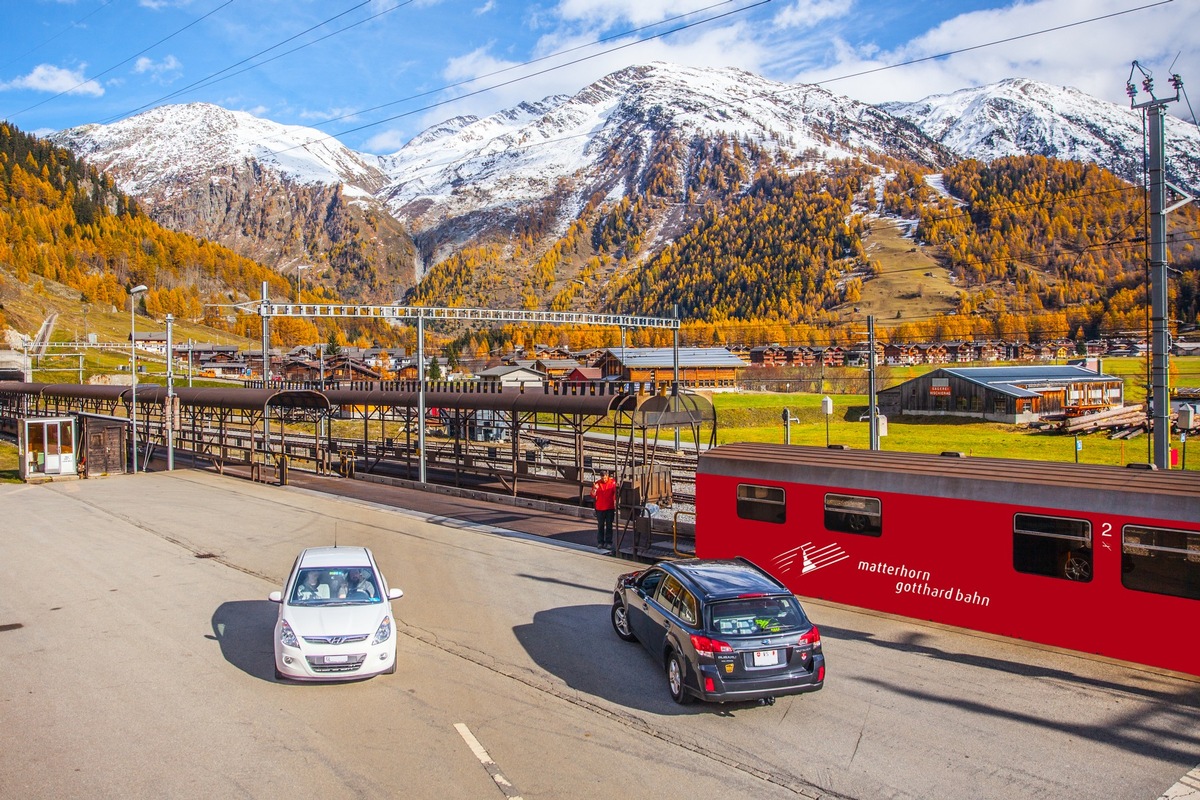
[53,102,385,193]
[881,77,1200,193]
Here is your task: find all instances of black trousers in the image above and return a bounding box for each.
[596,508,615,547]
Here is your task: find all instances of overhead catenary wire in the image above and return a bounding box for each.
[263,0,1182,161]
[104,0,415,124]
[0,0,118,73]
[2,0,235,122]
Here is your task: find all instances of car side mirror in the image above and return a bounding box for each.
[268,591,282,603]
[388,587,404,600]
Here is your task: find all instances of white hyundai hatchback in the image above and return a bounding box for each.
[269,546,403,681]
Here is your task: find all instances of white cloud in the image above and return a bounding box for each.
[361,127,410,154]
[785,0,1200,109]
[773,0,852,30]
[474,0,496,15]
[298,106,362,123]
[134,55,182,83]
[0,64,103,96]
[554,0,719,26]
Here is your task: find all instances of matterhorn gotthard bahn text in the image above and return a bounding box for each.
[50,62,1200,305]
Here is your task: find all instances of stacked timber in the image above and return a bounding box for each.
[1059,404,1147,435]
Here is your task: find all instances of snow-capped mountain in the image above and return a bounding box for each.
[46,65,1196,305]
[52,104,413,300]
[379,63,946,233]
[880,77,1200,196]
[54,102,386,197]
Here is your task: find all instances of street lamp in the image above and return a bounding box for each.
[129,284,148,474]
[166,313,174,471]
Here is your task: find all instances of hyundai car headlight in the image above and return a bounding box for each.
[372,616,392,645]
[279,619,299,648]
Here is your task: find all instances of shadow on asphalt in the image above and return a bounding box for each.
[209,600,280,683]
[513,603,779,717]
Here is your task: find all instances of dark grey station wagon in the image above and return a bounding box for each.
[611,557,825,704]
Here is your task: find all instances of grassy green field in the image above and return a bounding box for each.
[704,386,1198,470]
[0,441,19,483]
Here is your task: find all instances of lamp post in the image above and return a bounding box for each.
[166,313,174,471]
[129,284,148,473]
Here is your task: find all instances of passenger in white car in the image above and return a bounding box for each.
[295,570,328,601]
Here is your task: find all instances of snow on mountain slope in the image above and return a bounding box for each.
[52,103,387,201]
[880,78,1200,195]
[379,62,946,228]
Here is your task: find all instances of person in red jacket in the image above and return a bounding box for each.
[591,469,617,550]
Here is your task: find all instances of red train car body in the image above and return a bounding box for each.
[695,443,1200,676]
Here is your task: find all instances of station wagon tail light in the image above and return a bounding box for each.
[691,634,734,659]
[372,616,393,645]
[737,592,768,598]
[280,619,299,648]
[799,625,821,647]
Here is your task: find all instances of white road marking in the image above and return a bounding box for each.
[1159,764,1200,800]
[454,723,524,799]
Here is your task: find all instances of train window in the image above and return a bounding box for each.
[736,484,786,524]
[1121,526,1200,601]
[1012,514,1092,582]
[824,493,882,537]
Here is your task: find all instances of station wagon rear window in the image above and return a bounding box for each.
[709,596,808,636]
[736,484,786,524]
[1122,525,1200,601]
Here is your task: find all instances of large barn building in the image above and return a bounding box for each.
[877,364,1125,424]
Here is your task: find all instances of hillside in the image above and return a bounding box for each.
[22,64,1200,352]
[0,122,406,352]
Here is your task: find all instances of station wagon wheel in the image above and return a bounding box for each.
[667,652,693,705]
[611,601,637,642]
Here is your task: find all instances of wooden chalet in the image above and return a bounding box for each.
[593,347,743,388]
[749,345,788,367]
[535,358,583,380]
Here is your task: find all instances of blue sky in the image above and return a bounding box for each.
[1,0,1195,154]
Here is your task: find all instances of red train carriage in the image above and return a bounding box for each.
[696,443,1200,677]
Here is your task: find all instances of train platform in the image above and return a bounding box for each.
[140,451,662,558]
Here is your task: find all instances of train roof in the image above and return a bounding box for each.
[699,443,1200,524]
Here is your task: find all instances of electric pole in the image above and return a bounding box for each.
[1127,62,1192,468]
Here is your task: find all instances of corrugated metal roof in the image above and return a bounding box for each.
[942,365,1118,382]
[938,365,1119,398]
[603,347,744,368]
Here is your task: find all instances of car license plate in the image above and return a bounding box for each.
[753,649,779,667]
[324,655,349,664]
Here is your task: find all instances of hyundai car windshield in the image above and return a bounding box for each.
[708,596,808,636]
[290,567,381,605]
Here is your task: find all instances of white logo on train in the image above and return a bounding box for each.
[771,542,849,575]
[772,544,991,607]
